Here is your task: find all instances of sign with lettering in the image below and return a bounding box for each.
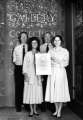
[5,0,65,106]
[7,0,65,39]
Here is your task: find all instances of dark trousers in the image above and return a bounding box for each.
[42,75,47,100]
[41,75,47,111]
[14,65,24,110]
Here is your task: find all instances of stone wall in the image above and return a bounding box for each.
[0,0,65,106]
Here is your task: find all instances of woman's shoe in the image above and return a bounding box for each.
[52,112,57,117]
[34,112,40,116]
[28,113,33,117]
[57,116,61,119]
[29,114,33,117]
[57,113,61,118]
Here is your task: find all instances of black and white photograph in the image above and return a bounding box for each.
[0,0,83,120]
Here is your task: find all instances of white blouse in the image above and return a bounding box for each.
[49,47,69,68]
[23,51,41,85]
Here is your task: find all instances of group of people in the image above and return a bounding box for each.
[13,31,70,118]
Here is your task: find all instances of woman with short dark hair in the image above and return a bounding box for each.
[45,35,70,118]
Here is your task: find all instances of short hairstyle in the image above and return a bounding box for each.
[51,35,64,47]
[28,37,40,51]
[41,32,52,44]
[18,31,28,44]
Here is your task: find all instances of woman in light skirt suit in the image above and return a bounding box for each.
[23,37,43,117]
[45,35,70,118]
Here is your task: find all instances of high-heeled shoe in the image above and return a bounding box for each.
[52,112,57,117]
[29,114,33,117]
[57,113,61,118]
[57,116,61,119]
[34,112,40,116]
[28,112,33,117]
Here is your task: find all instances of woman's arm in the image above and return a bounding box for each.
[60,49,69,67]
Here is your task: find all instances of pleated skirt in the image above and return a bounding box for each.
[23,82,43,104]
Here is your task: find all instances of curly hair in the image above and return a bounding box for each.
[28,37,40,51]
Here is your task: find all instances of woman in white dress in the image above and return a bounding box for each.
[23,37,43,117]
[45,35,70,118]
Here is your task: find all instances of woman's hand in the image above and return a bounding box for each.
[24,74,29,83]
[51,57,57,62]
[51,57,60,64]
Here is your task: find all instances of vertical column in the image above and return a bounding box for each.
[65,1,75,99]
[71,3,75,99]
